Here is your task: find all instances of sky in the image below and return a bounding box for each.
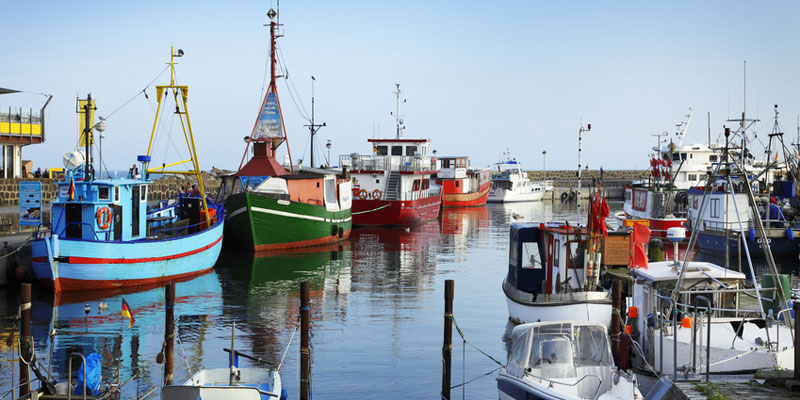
[3,1,800,173]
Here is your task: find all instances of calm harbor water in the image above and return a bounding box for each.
[0,199,793,399]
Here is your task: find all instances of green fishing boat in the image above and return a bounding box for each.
[218,8,351,251]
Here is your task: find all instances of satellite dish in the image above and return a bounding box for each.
[63,151,85,170]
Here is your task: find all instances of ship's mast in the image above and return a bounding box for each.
[305,76,326,168]
[394,83,403,139]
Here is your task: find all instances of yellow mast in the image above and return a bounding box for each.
[145,46,210,225]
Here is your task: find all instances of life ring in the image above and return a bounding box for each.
[359,189,368,200]
[96,207,112,229]
[372,189,382,200]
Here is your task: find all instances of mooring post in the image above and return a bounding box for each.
[300,281,310,400]
[165,283,175,385]
[19,283,31,397]
[794,301,800,380]
[611,279,621,366]
[442,279,454,400]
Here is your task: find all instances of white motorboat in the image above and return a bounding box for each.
[489,157,550,203]
[497,321,642,400]
[630,259,794,375]
[502,222,612,327]
[163,364,285,400]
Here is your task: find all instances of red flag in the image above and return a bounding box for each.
[632,243,648,269]
[633,223,650,244]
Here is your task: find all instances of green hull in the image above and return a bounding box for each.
[225,192,352,250]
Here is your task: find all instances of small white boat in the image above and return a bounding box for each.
[163,365,284,400]
[488,157,550,203]
[503,222,612,327]
[497,321,642,400]
[162,321,286,400]
[630,259,794,375]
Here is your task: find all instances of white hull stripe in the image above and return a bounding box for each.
[231,206,351,224]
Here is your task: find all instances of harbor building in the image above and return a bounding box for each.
[0,88,51,178]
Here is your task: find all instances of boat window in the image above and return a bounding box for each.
[568,241,585,269]
[710,198,720,218]
[391,146,403,156]
[528,335,576,379]
[681,153,687,160]
[405,146,417,156]
[574,325,612,367]
[688,174,697,181]
[140,185,147,201]
[455,181,459,188]
[553,239,560,269]
[98,186,110,201]
[422,179,429,190]
[376,146,388,156]
[508,330,530,367]
[710,155,717,162]
[114,187,120,202]
[672,153,681,161]
[442,159,452,168]
[521,242,542,269]
[412,180,421,191]
[232,178,243,194]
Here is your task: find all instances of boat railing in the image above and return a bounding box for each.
[522,371,602,400]
[398,185,441,201]
[340,154,435,172]
[59,222,107,241]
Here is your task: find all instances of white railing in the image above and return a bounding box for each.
[398,185,441,201]
[340,154,435,172]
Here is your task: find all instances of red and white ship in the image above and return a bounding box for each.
[622,186,687,238]
[341,84,442,226]
[435,156,491,207]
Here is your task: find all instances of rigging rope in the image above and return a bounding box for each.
[104,65,170,121]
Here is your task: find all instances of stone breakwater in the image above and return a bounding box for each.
[0,174,222,207]
[525,169,649,184]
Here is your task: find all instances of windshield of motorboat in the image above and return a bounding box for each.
[527,325,577,379]
[574,325,612,367]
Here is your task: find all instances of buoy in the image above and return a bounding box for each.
[788,227,795,241]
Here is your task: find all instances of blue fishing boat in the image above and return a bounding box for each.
[31,47,224,293]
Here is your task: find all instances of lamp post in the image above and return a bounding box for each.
[326,140,332,167]
[542,150,547,180]
[95,118,107,179]
[577,124,591,223]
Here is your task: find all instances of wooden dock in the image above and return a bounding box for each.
[672,379,800,400]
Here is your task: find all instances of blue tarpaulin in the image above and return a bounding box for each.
[75,353,102,396]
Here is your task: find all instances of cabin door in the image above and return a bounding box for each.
[64,204,82,239]
[112,205,123,241]
[546,234,554,294]
[131,186,140,237]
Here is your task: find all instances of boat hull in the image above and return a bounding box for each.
[441,186,490,207]
[31,220,224,293]
[488,189,545,203]
[503,280,612,327]
[623,213,687,238]
[351,194,441,226]
[694,230,799,259]
[225,192,351,251]
[497,373,576,400]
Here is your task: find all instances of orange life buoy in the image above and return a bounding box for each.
[96,207,112,229]
[359,189,368,200]
[372,189,382,200]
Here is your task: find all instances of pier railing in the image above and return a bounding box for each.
[0,107,42,137]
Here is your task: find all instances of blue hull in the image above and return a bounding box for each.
[695,230,799,259]
[31,220,224,293]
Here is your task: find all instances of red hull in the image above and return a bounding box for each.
[352,194,442,226]
[52,266,215,292]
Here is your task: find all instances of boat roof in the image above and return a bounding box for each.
[512,320,606,337]
[630,261,746,283]
[367,138,430,143]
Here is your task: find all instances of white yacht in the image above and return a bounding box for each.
[489,158,551,203]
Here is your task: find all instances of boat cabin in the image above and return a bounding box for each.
[508,222,588,296]
[50,171,151,242]
[217,170,352,213]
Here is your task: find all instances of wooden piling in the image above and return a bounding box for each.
[300,281,310,400]
[19,283,31,397]
[442,279,454,400]
[794,301,800,380]
[165,283,175,385]
[611,279,621,366]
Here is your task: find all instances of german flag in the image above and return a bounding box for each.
[69,177,75,201]
[121,298,134,328]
